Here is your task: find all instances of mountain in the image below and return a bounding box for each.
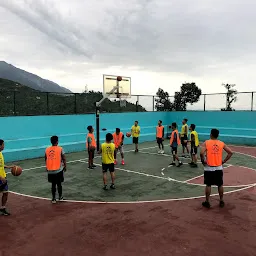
[0,61,72,93]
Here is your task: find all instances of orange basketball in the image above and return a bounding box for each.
[11,166,22,176]
[117,76,122,81]
[126,132,131,137]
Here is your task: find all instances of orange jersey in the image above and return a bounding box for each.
[205,140,224,166]
[45,146,63,171]
[113,132,124,148]
[156,126,164,138]
[170,129,180,146]
[86,133,96,148]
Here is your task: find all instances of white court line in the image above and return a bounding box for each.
[235,151,256,159]
[6,145,159,175]
[9,183,256,204]
[78,160,254,188]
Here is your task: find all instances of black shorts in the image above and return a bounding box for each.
[48,170,64,183]
[171,146,177,155]
[157,137,163,144]
[181,135,188,146]
[133,137,139,144]
[102,163,115,173]
[88,149,95,159]
[191,146,198,155]
[204,170,223,187]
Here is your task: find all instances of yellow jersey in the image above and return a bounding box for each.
[131,125,140,138]
[181,124,188,137]
[0,152,6,178]
[190,131,199,147]
[101,142,115,164]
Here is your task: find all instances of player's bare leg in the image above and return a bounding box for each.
[110,172,115,189]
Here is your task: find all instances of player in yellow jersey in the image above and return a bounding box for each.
[188,124,200,168]
[98,133,116,190]
[131,121,140,153]
[0,139,15,216]
[180,118,189,158]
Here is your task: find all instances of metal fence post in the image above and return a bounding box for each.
[136,95,139,112]
[153,96,155,111]
[251,92,254,111]
[203,94,206,111]
[13,91,16,116]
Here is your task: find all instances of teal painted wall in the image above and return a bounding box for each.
[1,112,168,162]
[1,111,255,162]
[169,111,256,145]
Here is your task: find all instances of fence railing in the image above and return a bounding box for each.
[0,91,255,116]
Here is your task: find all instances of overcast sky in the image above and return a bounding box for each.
[1,0,256,106]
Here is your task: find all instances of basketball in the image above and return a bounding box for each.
[11,166,22,176]
[117,76,122,81]
[126,132,131,137]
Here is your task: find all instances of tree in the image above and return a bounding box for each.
[221,84,237,111]
[173,82,202,111]
[155,83,202,111]
[155,88,173,111]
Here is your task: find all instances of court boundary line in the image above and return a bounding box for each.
[7,144,256,204]
[9,184,255,204]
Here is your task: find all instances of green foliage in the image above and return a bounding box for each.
[221,84,237,111]
[0,78,146,116]
[155,82,202,111]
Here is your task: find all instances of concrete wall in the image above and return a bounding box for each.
[1,112,168,162]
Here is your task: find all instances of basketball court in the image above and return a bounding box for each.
[1,75,255,256]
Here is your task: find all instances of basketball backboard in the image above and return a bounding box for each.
[103,74,131,98]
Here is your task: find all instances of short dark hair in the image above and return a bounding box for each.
[172,122,177,128]
[190,124,196,130]
[159,120,162,124]
[0,139,4,146]
[106,133,113,141]
[116,128,120,133]
[135,120,138,123]
[87,125,93,132]
[50,136,58,145]
[211,129,219,139]
[183,118,188,122]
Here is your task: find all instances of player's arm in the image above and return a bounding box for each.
[162,127,165,139]
[87,137,92,148]
[121,134,124,145]
[61,150,67,172]
[200,142,207,164]
[188,134,195,143]
[4,164,14,169]
[138,127,140,134]
[222,144,233,164]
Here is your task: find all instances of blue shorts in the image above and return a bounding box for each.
[0,180,8,192]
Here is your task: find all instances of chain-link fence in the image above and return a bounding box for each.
[0,91,255,116]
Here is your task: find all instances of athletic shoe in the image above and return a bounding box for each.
[103,185,108,190]
[219,201,225,208]
[169,162,176,166]
[202,201,211,208]
[51,199,57,204]
[121,160,125,165]
[114,160,117,165]
[110,184,116,189]
[158,150,162,154]
[87,166,94,170]
[161,150,165,154]
[0,208,10,216]
[189,162,194,165]
[177,162,183,167]
[92,164,97,168]
[191,163,198,168]
[58,197,64,202]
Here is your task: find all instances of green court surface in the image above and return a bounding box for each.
[6,142,256,202]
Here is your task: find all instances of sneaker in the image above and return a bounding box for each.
[181,154,185,158]
[177,162,183,167]
[51,199,57,204]
[0,208,10,216]
[169,162,176,166]
[58,197,64,202]
[114,160,117,165]
[92,164,97,168]
[87,166,94,170]
[110,184,116,189]
[191,163,198,168]
[202,201,211,208]
[161,150,165,154]
[158,150,162,154]
[103,185,108,190]
[121,160,125,165]
[219,201,225,208]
